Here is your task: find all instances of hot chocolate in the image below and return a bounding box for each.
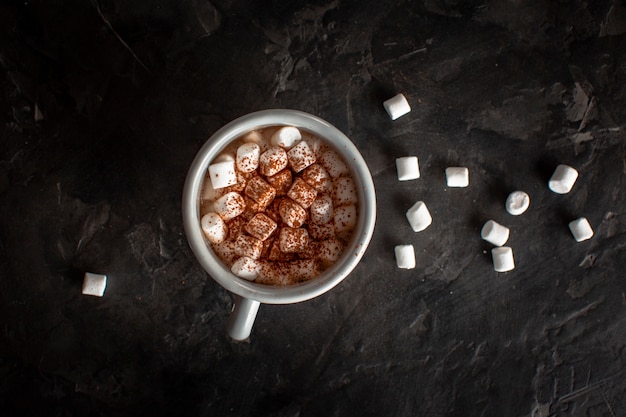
[199,125,358,286]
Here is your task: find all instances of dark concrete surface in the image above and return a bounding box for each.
[1,0,625,415]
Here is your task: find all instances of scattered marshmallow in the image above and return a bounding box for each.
[445,167,469,188]
[301,164,333,193]
[549,164,578,194]
[491,247,515,272]
[406,201,432,232]
[214,191,246,220]
[505,191,530,216]
[236,142,260,173]
[245,176,276,208]
[279,227,309,253]
[259,146,289,177]
[568,217,594,242]
[201,212,228,244]
[333,176,358,206]
[82,272,107,297]
[319,149,350,178]
[234,235,264,259]
[279,198,308,228]
[383,93,411,120]
[310,195,334,224]
[394,245,416,269]
[287,140,317,173]
[334,204,357,233]
[271,126,302,149]
[396,157,420,181]
[480,220,510,247]
[287,178,318,208]
[245,213,277,241]
[208,160,237,189]
[231,256,261,280]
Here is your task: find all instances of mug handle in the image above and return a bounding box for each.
[226,295,261,341]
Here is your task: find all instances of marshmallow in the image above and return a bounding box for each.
[549,164,578,194]
[505,191,530,215]
[481,220,510,247]
[234,234,264,259]
[287,140,317,173]
[317,239,344,265]
[267,238,295,262]
[333,176,358,206]
[310,195,334,224]
[445,167,469,187]
[266,169,292,196]
[245,176,276,208]
[257,259,319,285]
[394,245,416,269]
[214,192,246,220]
[226,216,246,240]
[284,259,320,281]
[287,178,318,208]
[201,212,228,244]
[236,142,260,173]
[82,272,107,297]
[383,93,411,120]
[212,240,238,264]
[396,157,420,181]
[243,130,264,144]
[279,198,308,228]
[569,217,594,242]
[259,146,289,176]
[308,222,335,240]
[334,204,357,233]
[301,164,333,193]
[491,247,515,272]
[214,153,235,163]
[279,227,309,253]
[406,201,432,232]
[245,213,277,241]
[208,160,237,189]
[319,149,350,178]
[231,256,261,280]
[271,126,301,149]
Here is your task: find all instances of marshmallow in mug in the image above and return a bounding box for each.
[201,212,228,244]
[271,126,302,149]
[208,159,238,189]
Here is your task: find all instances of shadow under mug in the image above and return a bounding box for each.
[182,109,376,340]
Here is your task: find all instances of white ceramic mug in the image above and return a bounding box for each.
[182,110,376,340]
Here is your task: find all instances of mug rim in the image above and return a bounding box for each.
[182,109,376,304]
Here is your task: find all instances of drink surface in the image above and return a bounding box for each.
[199,126,359,286]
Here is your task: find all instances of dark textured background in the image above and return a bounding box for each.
[1,0,625,415]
